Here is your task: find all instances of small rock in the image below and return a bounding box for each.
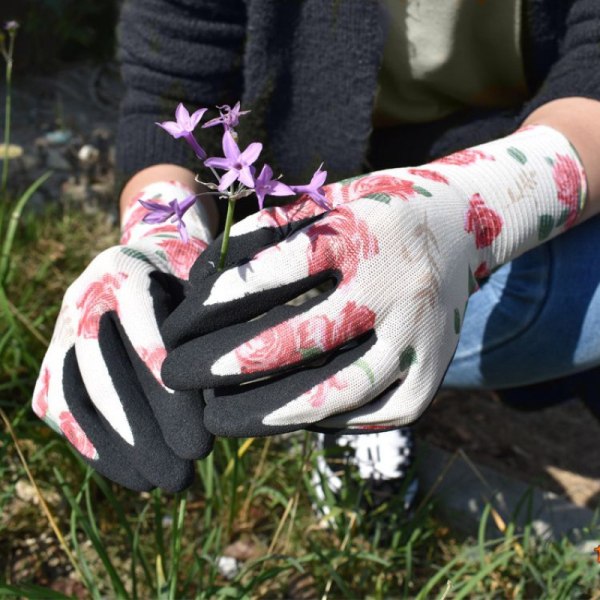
[216,556,240,580]
[15,480,37,504]
[45,129,72,146]
[78,144,99,166]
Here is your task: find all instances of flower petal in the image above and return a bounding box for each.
[238,166,255,188]
[269,181,295,196]
[222,130,241,161]
[241,142,263,166]
[204,156,233,170]
[175,103,191,130]
[190,107,208,130]
[156,121,184,138]
[311,167,328,188]
[218,169,239,191]
[138,199,174,214]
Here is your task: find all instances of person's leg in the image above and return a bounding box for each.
[444,214,600,389]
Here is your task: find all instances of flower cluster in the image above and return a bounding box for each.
[142,102,329,257]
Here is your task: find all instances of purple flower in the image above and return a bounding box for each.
[202,102,250,132]
[253,164,294,210]
[139,194,197,243]
[205,130,262,192]
[290,165,330,209]
[156,103,207,160]
[4,21,19,32]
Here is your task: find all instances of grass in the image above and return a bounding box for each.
[0,196,599,599]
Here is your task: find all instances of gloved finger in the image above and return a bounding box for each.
[110,275,213,459]
[163,258,332,351]
[34,351,152,491]
[187,207,324,283]
[201,332,402,438]
[166,292,378,390]
[317,343,450,430]
[162,288,334,389]
[61,349,155,491]
[77,313,195,492]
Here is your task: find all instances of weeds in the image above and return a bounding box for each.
[1,20,599,600]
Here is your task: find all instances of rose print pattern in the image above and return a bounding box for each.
[235,301,376,374]
[59,411,97,459]
[464,194,503,249]
[299,375,347,408]
[552,153,583,228]
[474,261,490,280]
[434,148,496,166]
[138,346,168,384]
[32,366,50,418]
[236,321,300,373]
[349,174,418,201]
[157,237,208,279]
[76,272,128,339]
[258,196,325,228]
[120,199,150,245]
[407,168,450,184]
[307,206,379,286]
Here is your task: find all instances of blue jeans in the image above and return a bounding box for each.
[443,215,600,389]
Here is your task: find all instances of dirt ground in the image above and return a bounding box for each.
[416,389,600,508]
[6,63,599,511]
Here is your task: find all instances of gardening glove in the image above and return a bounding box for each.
[32,181,213,491]
[160,125,587,436]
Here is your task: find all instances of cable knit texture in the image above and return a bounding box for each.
[117,0,600,192]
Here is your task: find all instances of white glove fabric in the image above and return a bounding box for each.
[32,181,213,491]
[161,125,587,436]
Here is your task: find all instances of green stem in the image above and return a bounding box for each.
[1,34,14,198]
[218,197,236,271]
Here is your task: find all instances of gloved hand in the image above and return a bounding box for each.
[160,125,587,436]
[32,181,213,491]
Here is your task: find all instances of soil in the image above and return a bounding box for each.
[416,390,600,508]
[6,62,599,510]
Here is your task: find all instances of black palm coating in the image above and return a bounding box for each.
[201,332,378,437]
[63,348,154,491]
[132,274,214,458]
[162,214,327,349]
[161,272,338,389]
[95,313,195,492]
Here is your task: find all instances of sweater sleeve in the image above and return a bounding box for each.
[115,0,246,186]
[424,0,600,160]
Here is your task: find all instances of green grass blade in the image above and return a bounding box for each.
[0,170,52,285]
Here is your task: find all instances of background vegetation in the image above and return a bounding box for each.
[1,5,599,598]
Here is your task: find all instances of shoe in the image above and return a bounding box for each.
[497,365,600,419]
[311,427,418,517]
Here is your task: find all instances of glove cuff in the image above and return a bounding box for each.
[428,124,587,274]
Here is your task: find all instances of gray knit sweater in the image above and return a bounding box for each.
[116,0,600,206]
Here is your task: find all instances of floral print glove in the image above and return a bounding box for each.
[161,125,587,436]
[32,181,213,491]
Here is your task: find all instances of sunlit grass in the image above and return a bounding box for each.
[1,198,599,598]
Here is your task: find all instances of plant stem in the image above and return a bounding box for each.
[218,197,236,271]
[1,32,15,198]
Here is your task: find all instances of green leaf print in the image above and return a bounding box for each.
[300,347,322,360]
[538,214,554,241]
[120,247,153,265]
[467,265,478,295]
[365,192,392,204]
[454,308,461,335]
[507,147,527,164]
[413,185,432,197]
[399,346,417,372]
[354,358,375,386]
[555,208,572,228]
